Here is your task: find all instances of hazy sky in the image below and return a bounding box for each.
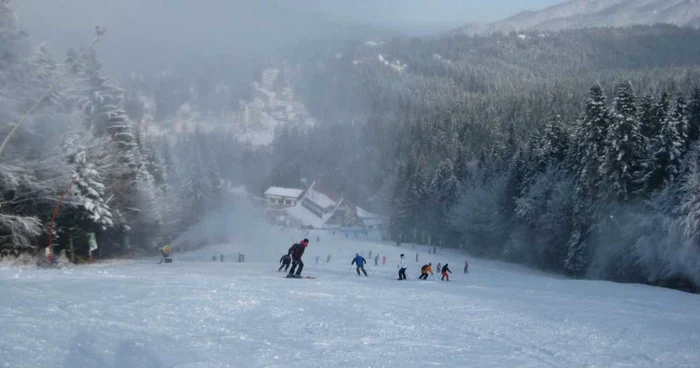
[317,0,565,27]
[14,0,566,75]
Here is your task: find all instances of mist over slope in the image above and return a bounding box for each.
[457,0,700,35]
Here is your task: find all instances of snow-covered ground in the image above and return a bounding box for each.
[2,230,700,368]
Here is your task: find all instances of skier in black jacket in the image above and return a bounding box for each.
[279,254,291,272]
[287,238,309,277]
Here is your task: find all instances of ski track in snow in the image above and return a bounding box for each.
[1,232,700,368]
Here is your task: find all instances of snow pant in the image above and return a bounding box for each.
[419,273,429,280]
[356,266,368,276]
[279,263,290,272]
[441,272,449,281]
[398,268,407,280]
[289,260,304,276]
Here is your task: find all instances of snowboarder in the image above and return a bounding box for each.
[315,255,320,264]
[397,254,407,280]
[464,260,469,274]
[287,238,309,278]
[352,253,368,276]
[220,254,224,262]
[374,255,379,266]
[441,264,452,281]
[418,263,433,280]
[279,254,291,272]
[436,263,442,273]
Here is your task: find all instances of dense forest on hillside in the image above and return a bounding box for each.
[0,2,254,260]
[274,25,700,289]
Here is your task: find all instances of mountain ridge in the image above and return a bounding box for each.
[455,0,700,34]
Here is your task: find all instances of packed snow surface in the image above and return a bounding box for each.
[2,231,700,368]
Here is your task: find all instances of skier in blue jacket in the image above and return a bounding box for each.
[351,253,368,276]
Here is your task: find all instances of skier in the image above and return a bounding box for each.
[212,255,216,262]
[416,253,419,262]
[279,254,291,272]
[441,263,452,281]
[464,260,469,274]
[326,254,332,263]
[369,250,372,259]
[397,254,407,280]
[418,263,433,280]
[382,255,386,265]
[374,254,379,266]
[315,255,320,264]
[287,238,309,278]
[352,253,368,276]
[436,262,442,273]
[220,254,224,262]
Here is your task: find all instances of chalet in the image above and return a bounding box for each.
[264,187,303,209]
[282,181,384,230]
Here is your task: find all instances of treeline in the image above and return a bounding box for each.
[273,25,700,289]
[453,83,700,290]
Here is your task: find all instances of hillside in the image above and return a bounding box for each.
[457,0,700,34]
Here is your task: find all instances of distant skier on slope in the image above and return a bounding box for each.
[352,253,368,276]
[436,262,442,273]
[397,254,407,280]
[464,260,469,274]
[418,263,433,280]
[279,254,291,272]
[441,264,452,281]
[287,238,309,278]
[374,255,379,266]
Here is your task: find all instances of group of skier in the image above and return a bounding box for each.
[279,238,467,282]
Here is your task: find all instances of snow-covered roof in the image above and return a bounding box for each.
[284,203,333,228]
[264,187,303,199]
[304,188,336,209]
[356,206,380,219]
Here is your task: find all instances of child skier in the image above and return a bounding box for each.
[279,254,291,272]
[352,253,368,276]
[441,264,452,281]
[397,254,407,280]
[418,263,433,280]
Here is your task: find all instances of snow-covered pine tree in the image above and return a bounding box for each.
[637,98,686,193]
[565,84,610,274]
[598,81,644,201]
[541,113,569,165]
[65,139,114,229]
[638,95,657,143]
[677,144,700,243]
[689,88,700,145]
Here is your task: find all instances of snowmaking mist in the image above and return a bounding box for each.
[169,198,305,262]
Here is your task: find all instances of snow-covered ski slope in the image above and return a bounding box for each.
[2,229,700,368]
